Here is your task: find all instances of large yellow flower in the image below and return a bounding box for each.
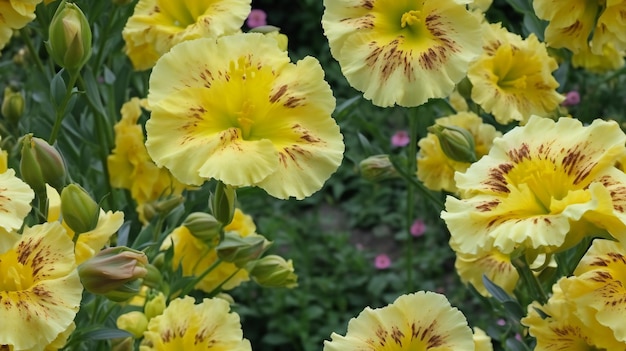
[559,239,626,343]
[0,222,82,350]
[146,33,344,200]
[468,23,563,125]
[571,42,625,74]
[0,0,42,51]
[455,248,518,297]
[321,0,482,107]
[122,0,251,70]
[324,291,474,351]
[140,296,251,350]
[417,112,501,193]
[441,116,626,256]
[0,169,34,232]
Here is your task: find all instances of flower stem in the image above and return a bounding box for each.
[404,111,419,293]
[178,258,223,297]
[512,255,548,305]
[19,28,47,77]
[49,72,79,144]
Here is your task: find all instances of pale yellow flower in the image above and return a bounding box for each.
[0,222,82,350]
[0,169,34,232]
[473,327,493,351]
[321,0,482,107]
[0,0,42,51]
[122,0,251,70]
[571,43,625,74]
[146,33,344,200]
[468,22,563,125]
[534,0,598,54]
[417,112,500,193]
[593,1,626,54]
[140,296,251,351]
[324,291,474,351]
[441,116,626,256]
[455,248,518,297]
[469,0,493,12]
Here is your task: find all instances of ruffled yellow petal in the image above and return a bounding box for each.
[473,327,493,351]
[74,210,125,264]
[592,1,626,54]
[146,33,343,199]
[322,0,482,107]
[0,222,82,350]
[572,43,625,74]
[0,169,35,232]
[455,248,518,297]
[324,291,474,351]
[533,0,598,54]
[122,0,251,70]
[140,296,251,351]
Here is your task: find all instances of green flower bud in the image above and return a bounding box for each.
[60,183,99,234]
[428,124,478,163]
[246,255,298,289]
[142,263,163,289]
[20,134,68,195]
[78,246,148,302]
[210,181,236,226]
[217,232,271,268]
[47,1,92,73]
[183,212,222,244]
[456,77,473,100]
[116,311,148,338]
[359,154,398,182]
[144,292,166,320]
[142,195,184,222]
[2,87,25,125]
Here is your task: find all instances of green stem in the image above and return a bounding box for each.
[207,268,241,297]
[49,71,79,144]
[404,111,419,292]
[19,28,47,77]
[512,255,548,305]
[178,258,223,297]
[389,156,445,210]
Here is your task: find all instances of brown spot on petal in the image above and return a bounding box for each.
[507,143,531,164]
[365,39,416,82]
[483,163,513,193]
[391,326,404,345]
[590,271,613,283]
[361,0,373,10]
[476,200,501,212]
[562,21,583,36]
[284,96,305,108]
[270,85,288,103]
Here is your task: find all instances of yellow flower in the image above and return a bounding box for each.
[534,0,598,54]
[321,0,482,107]
[559,239,626,343]
[469,0,493,12]
[0,222,82,350]
[46,185,124,264]
[108,98,187,219]
[122,0,251,70]
[468,23,563,125]
[0,169,34,232]
[593,1,626,54]
[140,296,251,350]
[146,33,344,200]
[161,209,256,292]
[0,0,42,51]
[417,112,500,193]
[455,248,518,297]
[324,291,474,351]
[441,116,626,256]
[522,280,625,350]
[571,43,625,74]
[473,327,493,351]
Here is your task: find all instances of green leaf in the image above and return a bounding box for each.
[82,328,132,340]
[81,66,108,118]
[505,0,533,13]
[482,275,515,303]
[50,70,67,108]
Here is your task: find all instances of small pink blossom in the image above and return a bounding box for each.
[246,9,267,28]
[496,319,506,326]
[374,254,391,270]
[561,91,580,107]
[410,219,426,237]
[391,130,410,147]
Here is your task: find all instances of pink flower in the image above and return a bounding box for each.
[246,9,267,28]
[374,254,391,270]
[410,219,426,237]
[561,91,580,107]
[391,130,410,147]
[496,319,506,326]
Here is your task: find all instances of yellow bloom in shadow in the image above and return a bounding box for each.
[140,296,251,350]
[417,111,501,193]
[324,291,474,351]
[0,222,82,350]
[321,0,482,107]
[0,169,34,232]
[122,0,251,70]
[442,116,626,256]
[455,248,518,297]
[572,42,625,74]
[0,0,42,51]
[146,33,344,200]
[468,23,563,125]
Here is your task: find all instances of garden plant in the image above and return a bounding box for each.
[1,0,626,350]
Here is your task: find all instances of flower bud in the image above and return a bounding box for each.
[116,311,148,338]
[183,212,222,244]
[142,263,163,289]
[20,134,68,195]
[2,87,25,125]
[141,195,185,223]
[359,154,399,182]
[246,255,298,288]
[144,292,166,320]
[60,183,99,234]
[47,2,92,73]
[78,246,148,302]
[428,124,477,163]
[217,232,270,268]
[210,181,236,226]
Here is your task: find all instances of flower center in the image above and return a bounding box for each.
[236,101,256,140]
[0,250,34,292]
[400,10,421,28]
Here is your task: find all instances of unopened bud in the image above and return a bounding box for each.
[61,183,99,234]
[428,124,477,163]
[116,311,148,338]
[78,246,148,302]
[2,87,25,125]
[359,154,398,182]
[142,264,163,289]
[210,181,236,226]
[20,134,68,195]
[47,2,92,73]
[217,232,270,268]
[183,212,222,244]
[144,292,166,319]
[246,255,298,288]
